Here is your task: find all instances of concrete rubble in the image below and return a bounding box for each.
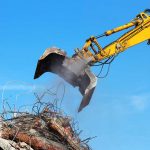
[0,138,33,150]
[0,109,91,150]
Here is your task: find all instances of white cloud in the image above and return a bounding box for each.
[131,95,149,111]
[0,80,47,92]
[0,85,36,91]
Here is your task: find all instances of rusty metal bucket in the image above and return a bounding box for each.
[34,47,97,112]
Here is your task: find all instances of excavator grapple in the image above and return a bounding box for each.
[34,9,150,112]
[34,47,97,112]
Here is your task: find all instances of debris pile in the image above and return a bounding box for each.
[0,91,93,150]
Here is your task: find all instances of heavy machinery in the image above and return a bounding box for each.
[34,9,150,112]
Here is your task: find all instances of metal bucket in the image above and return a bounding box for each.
[34,47,97,112]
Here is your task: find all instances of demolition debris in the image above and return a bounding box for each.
[0,90,94,150]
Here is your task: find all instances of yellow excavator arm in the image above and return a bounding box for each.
[34,9,150,112]
[80,9,150,64]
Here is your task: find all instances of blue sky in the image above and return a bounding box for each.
[0,0,150,149]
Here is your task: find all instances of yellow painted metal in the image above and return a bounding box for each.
[79,10,150,64]
[105,22,137,36]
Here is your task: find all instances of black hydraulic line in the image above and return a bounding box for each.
[95,33,106,39]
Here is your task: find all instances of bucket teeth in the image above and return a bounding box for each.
[34,47,97,112]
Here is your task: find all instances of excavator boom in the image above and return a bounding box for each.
[34,9,150,112]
